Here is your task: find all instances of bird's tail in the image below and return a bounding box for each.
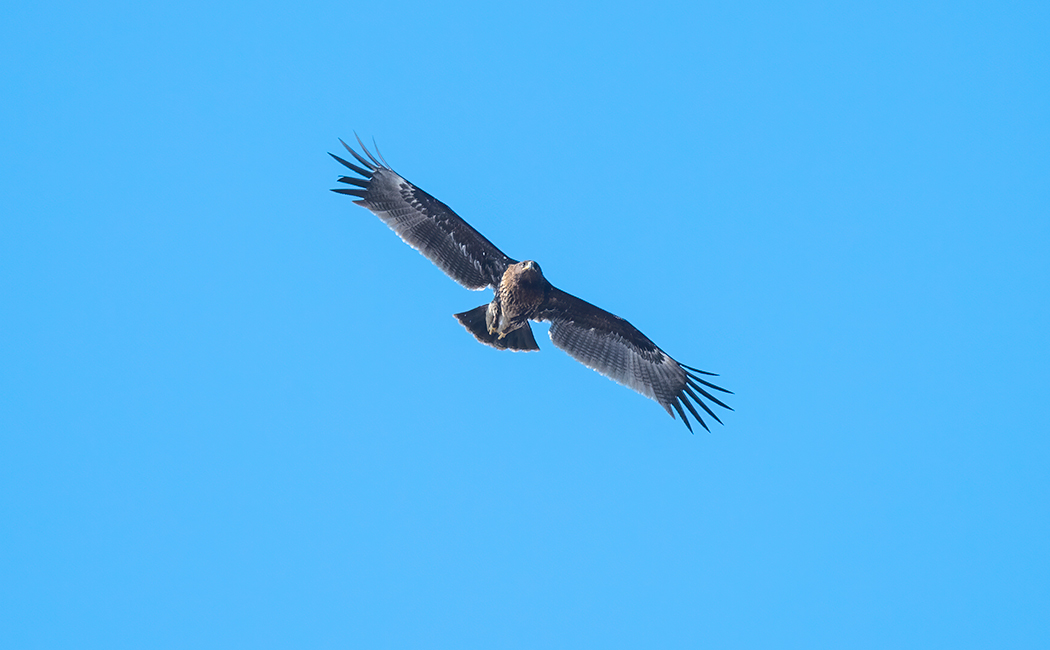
[454,305,540,352]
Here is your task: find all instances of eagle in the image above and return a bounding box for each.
[330,137,732,432]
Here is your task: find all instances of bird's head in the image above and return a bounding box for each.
[514,260,548,291]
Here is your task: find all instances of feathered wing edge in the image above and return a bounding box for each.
[329,136,515,290]
[537,289,732,432]
[329,134,385,197]
[672,363,734,433]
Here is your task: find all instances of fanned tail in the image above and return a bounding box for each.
[454,305,540,352]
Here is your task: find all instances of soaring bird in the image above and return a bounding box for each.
[330,138,732,432]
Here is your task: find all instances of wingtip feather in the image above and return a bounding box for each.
[679,393,712,432]
[669,399,694,433]
[330,152,373,177]
[332,188,368,197]
[354,133,386,168]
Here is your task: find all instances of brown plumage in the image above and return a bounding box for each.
[330,137,732,432]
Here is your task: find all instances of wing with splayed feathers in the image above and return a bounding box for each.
[535,288,732,432]
[330,137,515,290]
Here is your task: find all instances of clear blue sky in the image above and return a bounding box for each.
[2,1,1048,648]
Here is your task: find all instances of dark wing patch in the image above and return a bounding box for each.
[535,288,732,432]
[331,137,515,290]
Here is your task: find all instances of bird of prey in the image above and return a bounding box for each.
[330,137,732,432]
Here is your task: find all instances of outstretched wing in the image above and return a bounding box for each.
[535,288,732,432]
[330,137,515,290]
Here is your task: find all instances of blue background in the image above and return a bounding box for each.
[3,1,1048,647]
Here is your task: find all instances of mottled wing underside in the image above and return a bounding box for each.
[330,137,515,290]
[536,288,732,432]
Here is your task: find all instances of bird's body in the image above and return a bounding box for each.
[331,138,731,432]
[489,261,548,340]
